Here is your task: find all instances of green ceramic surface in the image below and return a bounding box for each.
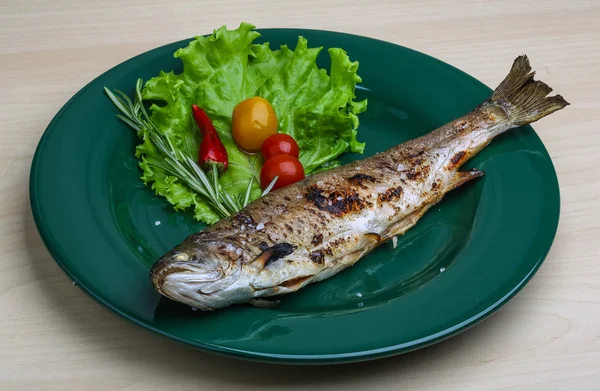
[30,29,560,364]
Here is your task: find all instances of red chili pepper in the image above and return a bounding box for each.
[192,104,228,172]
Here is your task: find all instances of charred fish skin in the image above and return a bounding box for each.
[150,55,569,311]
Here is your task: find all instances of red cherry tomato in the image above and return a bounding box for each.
[260,154,305,191]
[261,133,299,160]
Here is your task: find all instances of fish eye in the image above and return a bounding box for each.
[172,252,190,262]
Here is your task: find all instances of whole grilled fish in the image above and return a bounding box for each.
[150,56,568,310]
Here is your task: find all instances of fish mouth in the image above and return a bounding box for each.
[150,261,223,310]
[150,245,221,289]
[150,261,220,291]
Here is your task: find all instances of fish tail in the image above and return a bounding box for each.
[488,55,569,126]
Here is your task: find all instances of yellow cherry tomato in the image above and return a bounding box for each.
[232,97,278,153]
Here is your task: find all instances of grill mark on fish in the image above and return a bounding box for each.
[409,150,425,158]
[307,208,330,228]
[405,170,421,180]
[311,233,323,246]
[273,204,287,215]
[377,161,396,172]
[305,185,371,217]
[235,214,255,226]
[449,151,466,169]
[326,236,350,254]
[331,237,347,247]
[378,186,403,203]
[310,250,325,264]
[454,118,479,133]
[347,173,377,188]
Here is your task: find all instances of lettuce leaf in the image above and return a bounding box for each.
[139,22,366,223]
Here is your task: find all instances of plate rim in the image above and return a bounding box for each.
[29,27,561,364]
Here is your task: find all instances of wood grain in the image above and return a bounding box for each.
[1,0,599,389]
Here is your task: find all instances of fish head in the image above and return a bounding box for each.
[150,238,243,310]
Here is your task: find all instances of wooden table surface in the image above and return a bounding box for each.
[2,0,599,389]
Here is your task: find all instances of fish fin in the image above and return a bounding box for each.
[383,171,483,240]
[249,298,281,309]
[489,55,569,126]
[364,232,382,245]
[251,243,296,269]
[343,233,382,265]
[279,275,313,291]
[382,207,428,239]
[444,169,485,193]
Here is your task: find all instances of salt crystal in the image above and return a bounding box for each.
[357,302,364,307]
[138,246,144,253]
[240,225,245,231]
[296,195,303,199]
[440,267,446,272]
[236,248,243,255]
[256,223,265,230]
[191,307,198,311]
[328,200,332,206]
[356,292,363,298]
[241,240,246,245]
[155,221,161,226]
[337,196,343,201]
[397,164,405,171]
[392,236,398,249]
[317,181,324,186]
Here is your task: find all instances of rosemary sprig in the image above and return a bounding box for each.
[104,79,276,220]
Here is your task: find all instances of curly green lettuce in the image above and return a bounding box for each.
[138,22,367,224]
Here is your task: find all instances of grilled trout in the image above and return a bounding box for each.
[150,55,568,310]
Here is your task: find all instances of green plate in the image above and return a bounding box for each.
[30,29,560,364]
